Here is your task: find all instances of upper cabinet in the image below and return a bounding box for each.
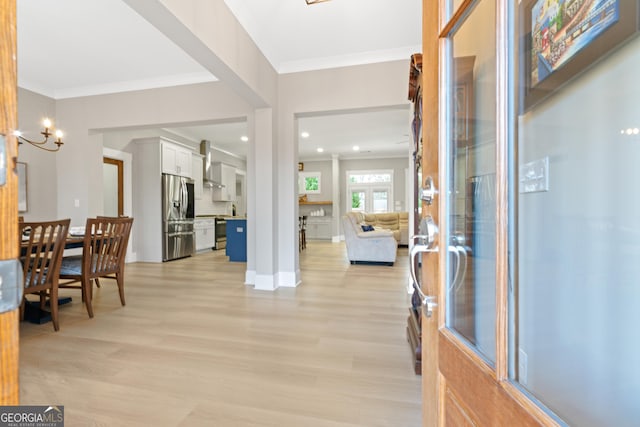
[211,162,236,201]
[162,141,193,178]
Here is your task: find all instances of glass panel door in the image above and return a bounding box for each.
[372,188,389,212]
[350,189,366,212]
[445,0,497,364]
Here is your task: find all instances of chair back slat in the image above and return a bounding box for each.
[83,217,133,278]
[20,219,70,290]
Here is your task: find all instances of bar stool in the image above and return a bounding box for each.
[299,215,307,251]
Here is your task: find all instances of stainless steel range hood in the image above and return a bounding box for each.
[200,140,225,188]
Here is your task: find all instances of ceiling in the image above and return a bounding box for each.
[16,0,421,161]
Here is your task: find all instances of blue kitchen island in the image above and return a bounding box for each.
[225,218,247,262]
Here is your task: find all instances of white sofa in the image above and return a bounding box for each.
[342,212,398,265]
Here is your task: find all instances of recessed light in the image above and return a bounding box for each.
[317,147,324,153]
[353,145,360,151]
[301,131,310,138]
[240,136,249,142]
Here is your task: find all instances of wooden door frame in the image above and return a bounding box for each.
[420,0,440,424]
[103,156,124,217]
[0,0,20,405]
[421,0,562,424]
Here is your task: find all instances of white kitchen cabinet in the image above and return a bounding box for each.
[211,162,236,201]
[192,153,204,199]
[306,217,331,240]
[162,141,192,178]
[194,218,215,251]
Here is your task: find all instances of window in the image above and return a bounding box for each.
[299,172,321,194]
[346,170,393,213]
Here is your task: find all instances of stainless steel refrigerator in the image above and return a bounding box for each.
[162,173,195,261]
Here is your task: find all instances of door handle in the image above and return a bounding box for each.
[181,182,187,217]
[410,242,439,318]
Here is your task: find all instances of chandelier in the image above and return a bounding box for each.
[14,118,64,152]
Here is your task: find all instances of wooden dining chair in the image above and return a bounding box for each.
[19,218,71,331]
[59,216,134,318]
[93,215,130,288]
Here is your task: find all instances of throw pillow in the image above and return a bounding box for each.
[361,224,375,232]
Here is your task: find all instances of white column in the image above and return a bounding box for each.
[332,154,341,242]
[251,108,278,290]
[276,112,300,287]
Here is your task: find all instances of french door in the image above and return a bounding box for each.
[348,187,391,213]
[419,0,640,425]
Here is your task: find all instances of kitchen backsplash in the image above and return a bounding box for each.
[195,187,234,216]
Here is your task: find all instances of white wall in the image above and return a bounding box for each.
[16,89,58,221]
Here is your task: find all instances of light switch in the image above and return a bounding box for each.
[74,199,80,207]
[519,156,549,193]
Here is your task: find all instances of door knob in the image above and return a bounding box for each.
[416,215,438,247]
[420,176,437,205]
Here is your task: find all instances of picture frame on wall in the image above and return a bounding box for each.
[520,0,639,112]
[18,162,27,212]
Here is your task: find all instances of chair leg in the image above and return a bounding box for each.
[50,286,60,332]
[82,277,94,318]
[116,273,126,306]
[39,291,47,310]
[94,278,101,288]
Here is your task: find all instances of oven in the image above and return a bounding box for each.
[214,217,227,250]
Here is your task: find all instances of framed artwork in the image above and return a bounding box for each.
[520,0,639,111]
[17,162,27,212]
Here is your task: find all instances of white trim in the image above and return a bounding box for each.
[103,147,136,263]
[245,269,256,285]
[278,271,300,288]
[255,274,278,291]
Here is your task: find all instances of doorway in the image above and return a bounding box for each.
[103,157,123,217]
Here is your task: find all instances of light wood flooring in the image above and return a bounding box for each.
[19,241,421,426]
